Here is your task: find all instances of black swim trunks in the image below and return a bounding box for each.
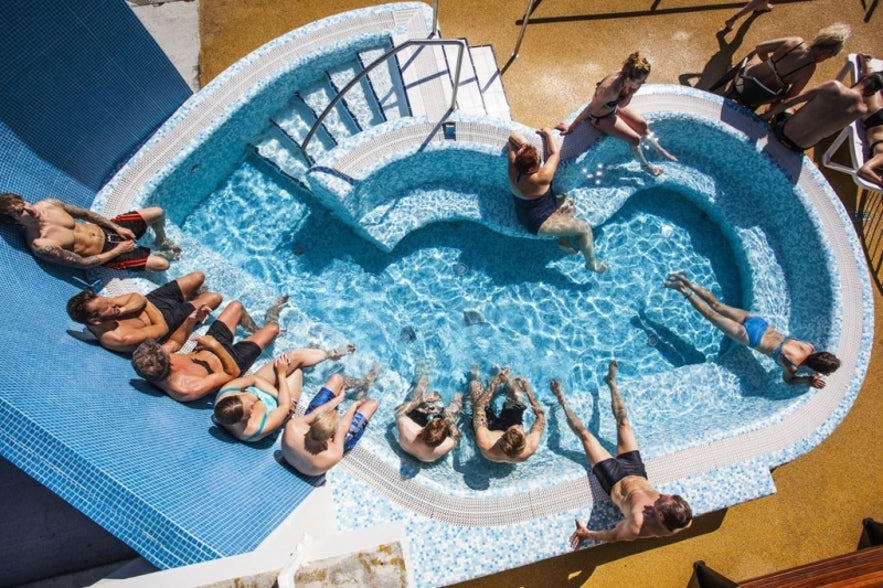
[101,211,152,271]
[484,401,526,431]
[206,320,261,373]
[145,280,195,338]
[407,407,445,427]
[592,450,648,496]
[771,112,811,152]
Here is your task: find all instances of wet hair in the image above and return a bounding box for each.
[419,417,450,447]
[131,339,171,382]
[804,351,841,375]
[499,427,526,458]
[0,193,26,224]
[310,410,338,442]
[658,494,693,531]
[66,291,98,324]
[621,52,651,82]
[861,72,883,96]
[513,144,540,175]
[214,395,244,425]
[810,23,850,56]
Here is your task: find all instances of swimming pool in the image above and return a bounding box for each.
[86,4,871,584]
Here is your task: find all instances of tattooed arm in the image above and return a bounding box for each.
[32,240,135,268]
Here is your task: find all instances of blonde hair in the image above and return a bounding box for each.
[309,410,338,442]
[810,23,850,56]
[621,51,651,82]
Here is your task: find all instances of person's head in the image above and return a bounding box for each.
[499,426,526,458]
[621,52,651,87]
[809,23,850,61]
[131,340,171,382]
[419,416,450,447]
[309,409,339,442]
[513,143,540,175]
[214,394,246,425]
[66,291,119,325]
[804,351,841,375]
[0,193,27,224]
[859,72,883,97]
[656,494,693,532]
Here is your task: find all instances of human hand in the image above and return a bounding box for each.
[809,374,826,389]
[115,226,137,241]
[424,391,441,404]
[113,240,136,253]
[195,335,218,351]
[274,354,291,373]
[570,519,592,549]
[554,122,571,135]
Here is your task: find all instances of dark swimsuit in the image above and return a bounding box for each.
[101,211,152,271]
[733,42,814,109]
[865,109,883,155]
[513,170,559,234]
[592,450,648,496]
[772,112,812,152]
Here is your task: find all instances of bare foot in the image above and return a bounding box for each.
[643,163,663,176]
[327,343,356,360]
[549,379,565,401]
[157,239,182,259]
[586,260,608,273]
[264,294,289,325]
[604,360,618,386]
[722,18,735,32]
[353,363,381,398]
[753,4,772,14]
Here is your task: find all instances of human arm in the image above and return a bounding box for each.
[194,335,240,378]
[31,239,135,268]
[517,377,547,440]
[444,393,463,445]
[782,369,826,389]
[765,85,818,120]
[569,518,639,548]
[54,200,136,240]
[163,305,211,351]
[858,153,883,187]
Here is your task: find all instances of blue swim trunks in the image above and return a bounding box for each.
[305,387,371,452]
[305,387,336,414]
[742,315,769,349]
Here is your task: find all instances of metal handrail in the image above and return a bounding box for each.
[431,0,439,37]
[501,0,537,75]
[301,38,467,162]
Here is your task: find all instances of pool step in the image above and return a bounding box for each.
[327,57,387,131]
[359,43,409,122]
[299,77,361,143]
[272,93,337,161]
[470,44,510,120]
[396,41,455,120]
[250,126,311,192]
[442,40,485,115]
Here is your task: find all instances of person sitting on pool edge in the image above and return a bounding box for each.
[471,366,546,464]
[665,273,840,388]
[395,362,463,463]
[130,297,288,402]
[508,129,607,273]
[213,344,354,443]
[66,271,222,354]
[553,361,692,546]
[281,365,381,476]
[0,192,179,271]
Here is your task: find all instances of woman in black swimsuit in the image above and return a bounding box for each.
[857,54,883,190]
[556,52,676,176]
[730,23,849,112]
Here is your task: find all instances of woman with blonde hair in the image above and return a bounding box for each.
[556,52,676,176]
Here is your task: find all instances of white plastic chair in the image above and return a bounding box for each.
[822,53,883,193]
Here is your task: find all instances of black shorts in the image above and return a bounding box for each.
[101,212,152,271]
[592,450,648,496]
[206,320,261,373]
[145,280,194,337]
[484,401,526,431]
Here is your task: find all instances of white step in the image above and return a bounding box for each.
[300,78,361,143]
[252,126,311,191]
[397,42,454,120]
[471,44,511,120]
[327,57,386,130]
[360,45,410,121]
[272,94,336,161]
[442,40,486,115]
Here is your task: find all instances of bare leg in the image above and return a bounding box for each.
[551,379,612,467]
[604,361,638,455]
[664,274,750,345]
[538,208,608,273]
[243,322,281,352]
[344,363,381,399]
[264,295,289,325]
[284,368,304,414]
[253,347,330,381]
[630,144,663,177]
[138,206,181,256]
[326,342,356,360]
[238,305,258,333]
[214,300,244,334]
[144,254,172,271]
[667,273,751,323]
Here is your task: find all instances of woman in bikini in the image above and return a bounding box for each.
[212,345,354,443]
[556,52,676,176]
[729,23,849,112]
[857,54,883,190]
[664,273,840,389]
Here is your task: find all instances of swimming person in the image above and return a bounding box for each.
[856,54,883,190]
[553,361,693,546]
[555,52,676,176]
[395,363,463,463]
[726,23,848,111]
[130,297,287,402]
[470,366,545,464]
[665,273,840,388]
[0,193,180,271]
[66,272,222,354]
[507,129,607,272]
[765,72,883,153]
[281,366,381,476]
[213,345,352,443]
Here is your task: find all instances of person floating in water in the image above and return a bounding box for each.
[553,361,693,546]
[470,366,545,463]
[0,192,180,271]
[213,345,352,443]
[130,297,288,402]
[395,362,463,463]
[508,129,607,272]
[665,273,840,388]
[556,52,676,176]
[66,272,222,354]
[281,364,381,476]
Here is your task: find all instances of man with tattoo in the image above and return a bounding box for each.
[66,272,222,354]
[553,361,692,546]
[130,297,287,403]
[395,361,463,463]
[0,192,179,271]
[470,366,545,463]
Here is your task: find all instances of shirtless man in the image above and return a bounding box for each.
[766,72,883,152]
[665,273,840,388]
[553,361,693,546]
[66,272,222,353]
[395,365,463,463]
[130,298,286,403]
[282,368,381,476]
[508,129,607,272]
[0,193,179,271]
[471,367,545,464]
